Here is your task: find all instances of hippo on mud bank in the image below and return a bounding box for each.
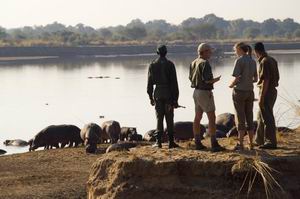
[143,129,168,142]
[216,113,235,132]
[106,142,138,153]
[3,139,28,146]
[171,121,206,141]
[80,123,102,153]
[0,149,6,155]
[120,127,137,141]
[101,120,121,144]
[226,121,258,137]
[29,125,82,151]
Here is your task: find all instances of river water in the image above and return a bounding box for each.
[0,51,299,154]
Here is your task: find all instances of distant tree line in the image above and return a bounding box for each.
[1,14,300,46]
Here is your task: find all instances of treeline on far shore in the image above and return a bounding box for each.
[1,14,300,47]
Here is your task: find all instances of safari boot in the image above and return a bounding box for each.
[211,136,225,152]
[152,131,162,148]
[168,133,180,149]
[195,134,207,150]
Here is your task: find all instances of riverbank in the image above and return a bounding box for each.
[0,128,299,199]
[1,42,300,59]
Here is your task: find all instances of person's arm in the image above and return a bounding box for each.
[253,62,258,83]
[202,61,221,84]
[229,59,241,88]
[147,64,154,105]
[229,77,240,88]
[258,59,270,108]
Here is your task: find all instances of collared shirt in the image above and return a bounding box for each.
[232,55,257,91]
[189,57,214,90]
[257,53,280,89]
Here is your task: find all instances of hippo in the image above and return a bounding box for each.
[170,121,205,141]
[29,125,82,151]
[129,133,143,141]
[143,129,168,142]
[101,120,121,144]
[120,127,137,141]
[204,123,230,134]
[80,123,102,153]
[0,149,6,155]
[226,121,258,137]
[143,130,156,142]
[216,113,235,131]
[106,142,138,153]
[3,139,28,146]
[203,129,226,138]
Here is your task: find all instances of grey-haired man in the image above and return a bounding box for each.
[189,43,225,152]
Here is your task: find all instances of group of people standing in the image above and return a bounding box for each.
[147,42,279,152]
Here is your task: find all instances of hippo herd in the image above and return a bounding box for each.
[0,113,295,155]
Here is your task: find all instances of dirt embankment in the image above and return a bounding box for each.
[87,131,300,199]
[0,131,300,199]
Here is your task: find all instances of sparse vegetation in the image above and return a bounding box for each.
[1,14,300,47]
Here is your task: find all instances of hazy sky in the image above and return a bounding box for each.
[1,0,300,28]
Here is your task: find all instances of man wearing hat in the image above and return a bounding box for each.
[189,43,225,152]
[147,45,180,148]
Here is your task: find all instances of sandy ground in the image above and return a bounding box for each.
[0,130,299,199]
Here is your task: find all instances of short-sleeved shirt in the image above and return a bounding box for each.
[189,57,214,90]
[257,54,279,89]
[232,55,257,91]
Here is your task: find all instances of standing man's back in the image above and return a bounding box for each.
[147,45,179,149]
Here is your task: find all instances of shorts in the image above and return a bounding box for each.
[193,89,215,113]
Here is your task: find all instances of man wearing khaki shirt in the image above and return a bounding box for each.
[189,43,225,152]
[254,42,280,149]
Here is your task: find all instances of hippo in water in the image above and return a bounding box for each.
[101,120,121,144]
[120,127,137,141]
[29,125,82,151]
[106,142,138,153]
[3,139,28,146]
[80,123,102,153]
[170,121,206,141]
[0,149,6,155]
[216,113,235,131]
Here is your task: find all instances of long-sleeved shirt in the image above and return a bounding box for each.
[147,57,179,103]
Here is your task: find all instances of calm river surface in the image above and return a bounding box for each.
[1,51,300,154]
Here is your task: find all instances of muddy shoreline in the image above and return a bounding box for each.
[0,129,299,199]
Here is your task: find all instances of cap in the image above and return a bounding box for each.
[197,43,214,53]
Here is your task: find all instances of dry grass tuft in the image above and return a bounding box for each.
[232,156,284,199]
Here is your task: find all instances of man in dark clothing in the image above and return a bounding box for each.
[147,45,180,149]
[254,42,280,149]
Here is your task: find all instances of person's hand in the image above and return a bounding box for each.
[173,101,179,109]
[150,98,155,106]
[215,75,221,82]
[229,84,234,88]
